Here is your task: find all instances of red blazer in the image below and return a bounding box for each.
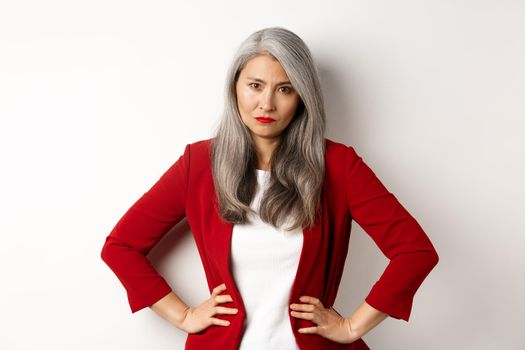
[101,138,439,350]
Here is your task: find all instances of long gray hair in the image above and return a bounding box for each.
[211,26,326,232]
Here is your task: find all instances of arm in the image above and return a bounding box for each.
[344,301,388,340]
[345,145,439,322]
[100,143,191,313]
[102,144,243,334]
[150,291,191,329]
[288,146,438,343]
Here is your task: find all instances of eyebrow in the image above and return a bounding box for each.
[245,76,292,86]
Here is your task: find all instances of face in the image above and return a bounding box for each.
[235,54,301,143]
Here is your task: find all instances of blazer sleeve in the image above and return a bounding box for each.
[345,145,439,321]
[100,143,190,314]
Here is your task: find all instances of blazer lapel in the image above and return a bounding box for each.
[288,185,329,331]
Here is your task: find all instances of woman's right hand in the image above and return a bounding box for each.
[176,283,239,334]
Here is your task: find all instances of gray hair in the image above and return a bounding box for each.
[210,26,326,232]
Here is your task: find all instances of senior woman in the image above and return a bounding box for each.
[101,26,439,350]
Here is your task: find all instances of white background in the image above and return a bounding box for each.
[1,1,524,349]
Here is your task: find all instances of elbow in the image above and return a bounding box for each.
[100,236,115,266]
[424,246,439,273]
[100,239,109,264]
[431,248,439,266]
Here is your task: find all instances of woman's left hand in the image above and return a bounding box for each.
[290,295,361,344]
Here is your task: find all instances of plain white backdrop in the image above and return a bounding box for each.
[1,1,524,349]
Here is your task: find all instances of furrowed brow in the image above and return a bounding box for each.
[246,76,291,86]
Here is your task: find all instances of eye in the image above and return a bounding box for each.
[279,86,293,94]
[249,82,260,89]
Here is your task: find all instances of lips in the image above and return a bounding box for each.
[255,116,276,123]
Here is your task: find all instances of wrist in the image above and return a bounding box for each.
[171,303,190,329]
[345,317,364,342]
[345,301,389,340]
[150,292,191,329]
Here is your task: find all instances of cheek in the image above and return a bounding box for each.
[282,98,300,117]
[237,86,256,101]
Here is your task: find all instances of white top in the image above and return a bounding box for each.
[230,169,303,350]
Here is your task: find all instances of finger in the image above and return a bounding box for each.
[290,303,315,312]
[210,317,230,326]
[298,326,318,334]
[299,295,321,306]
[290,310,315,321]
[214,306,239,315]
[212,283,227,296]
[214,294,234,304]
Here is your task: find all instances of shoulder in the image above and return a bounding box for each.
[184,137,358,163]
[189,137,213,150]
[325,137,348,153]
[174,138,214,174]
[180,138,213,159]
[185,138,358,159]
[324,137,359,163]
[324,138,367,181]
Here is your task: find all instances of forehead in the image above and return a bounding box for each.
[239,54,289,79]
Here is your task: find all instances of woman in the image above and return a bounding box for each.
[100,26,439,350]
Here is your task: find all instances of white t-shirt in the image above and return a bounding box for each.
[230,169,304,350]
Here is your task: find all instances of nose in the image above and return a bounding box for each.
[259,88,276,111]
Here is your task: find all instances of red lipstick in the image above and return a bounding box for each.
[255,116,276,123]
